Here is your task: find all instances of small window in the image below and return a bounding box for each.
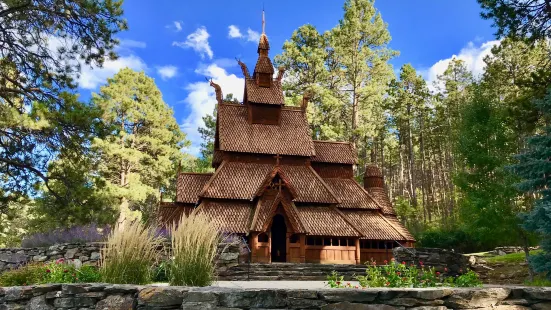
[258,73,271,87]
[360,240,372,249]
[306,237,315,245]
[378,241,386,249]
[258,233,269,243]
[324,238,332,246]
[315,237,323,246]
[289,234,299,244]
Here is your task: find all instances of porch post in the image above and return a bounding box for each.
[268,231,272,263]
[355,238,361,265]
[299,234,306,263]
[286,232,291,262]
[251,232,258,263]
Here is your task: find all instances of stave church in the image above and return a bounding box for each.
[158,22,414,264]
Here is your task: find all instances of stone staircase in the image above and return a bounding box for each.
[217,262,368,281]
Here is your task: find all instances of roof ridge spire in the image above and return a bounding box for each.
[262,8,265,34]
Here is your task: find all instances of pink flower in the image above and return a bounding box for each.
[384,260,388,264]
[371,261,377,266]
[46,269,51,273]
[436,272,440,275]
[419,261,424,266]
[401,261,406,265]
[385,281,390,286]
[444,267,448,272]
[396,272,401,276]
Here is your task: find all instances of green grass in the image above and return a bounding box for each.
[524,275,551,287]
[485,250,542,264]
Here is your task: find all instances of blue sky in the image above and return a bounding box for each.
[75,0,498,156]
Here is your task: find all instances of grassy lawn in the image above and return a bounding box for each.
[484,250,541,264]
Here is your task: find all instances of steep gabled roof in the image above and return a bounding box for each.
[250,192,306,233]
[367,187,396,215]
[200,161,273,200]
[323,178,380,210]
[279,165,339,204]
[196,200,254,234]
[341,210,413,241]
[312,141,358,164]
[199,161,338,204]
[384,215,415,241]
[296,206,361,237]
[176,173,213,203]
[254,166,298,199]
[217,103,314,156]
[157,202,194,227]
[245,79,284,105]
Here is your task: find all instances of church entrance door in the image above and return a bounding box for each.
[271,214,287,262]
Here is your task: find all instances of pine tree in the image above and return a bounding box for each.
[92,68,189,225]
[330,0,397,158]
[478,0,551,41]
[455,86,521,249]
[0,0,126,200]
[511,88,551,279]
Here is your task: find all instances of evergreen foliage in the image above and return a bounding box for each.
[511,89,551,279]
[0,0,126,201]
[92,68,189,224]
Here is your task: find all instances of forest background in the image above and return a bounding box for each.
[1,0,551,276]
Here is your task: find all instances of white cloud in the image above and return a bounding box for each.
[246,28,260,42]
[79,54,148,89]
[180,64,244,156]
[166,21,183,32]
[172,27,213,60]
[42,35,148,90]
[156,65,178,80]
[118,39,146,49]
[420,40,501,91]
[228,25,242,38]
[227,25,260,42]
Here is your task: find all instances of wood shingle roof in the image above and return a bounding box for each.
[197,200,254,234]
[323,178,379,210]
[176,173,212,203]
[312,141,358,164]
[217,103,314,156]
[341,210,413,241]
[245,79,284,105]
[297,206,361,237]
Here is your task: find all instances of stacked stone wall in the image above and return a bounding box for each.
[1,284,551,309]
[393,247,469,275]
[0,242,243,273]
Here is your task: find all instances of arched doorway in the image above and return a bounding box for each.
[271,214,287,262]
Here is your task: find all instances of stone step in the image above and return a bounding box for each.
[218,263,367,281]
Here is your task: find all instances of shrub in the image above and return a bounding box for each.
[0,259,102,286]
[168,212,221,286]
[0,264,46,286]
[21,224,110,248]
[41,258,101,284]
[343,259,483,288]
[453,270,483,287]
[100,221,163,284]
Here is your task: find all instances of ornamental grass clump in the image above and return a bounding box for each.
[168,212,221,286]
[100,221,162,284]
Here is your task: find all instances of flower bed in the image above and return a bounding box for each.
[327,258,483,288]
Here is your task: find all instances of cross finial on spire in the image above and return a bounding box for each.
[262,8,265,34]
[274,153,281,166]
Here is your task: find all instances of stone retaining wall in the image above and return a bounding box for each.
[393,247,469,275]
[1,284,550,309]
[0,242,244,273]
